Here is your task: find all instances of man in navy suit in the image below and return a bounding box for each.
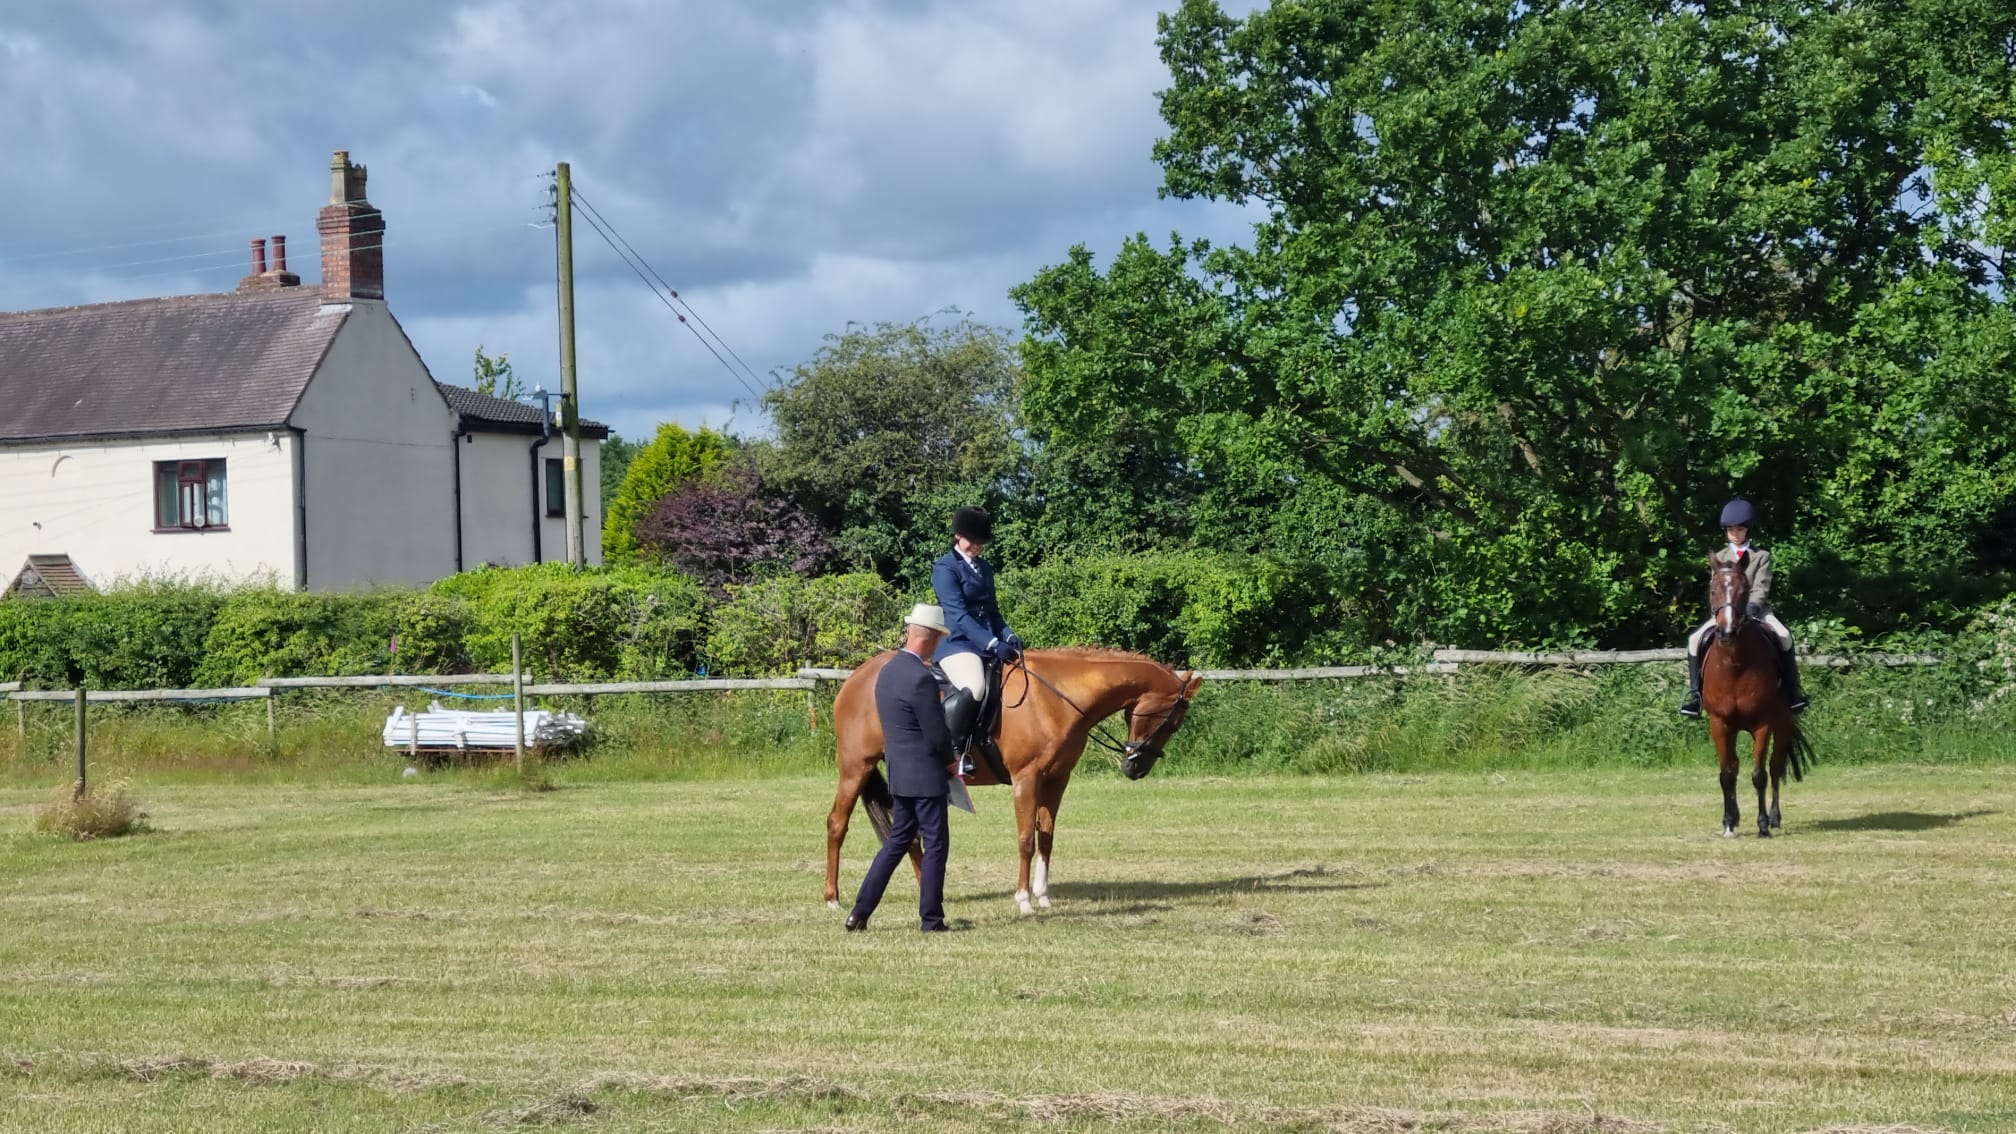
[846,603,957,933]
[930,506,1023,775]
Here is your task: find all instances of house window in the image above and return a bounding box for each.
[154,459,228,529]
[545,458,565,517]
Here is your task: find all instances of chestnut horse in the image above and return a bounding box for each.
[824,648,1203,915]
[1703,558,1813,837]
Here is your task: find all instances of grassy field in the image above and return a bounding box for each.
[3,765,2014,1132]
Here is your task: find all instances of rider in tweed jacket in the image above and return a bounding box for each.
[1679,498,1808,717]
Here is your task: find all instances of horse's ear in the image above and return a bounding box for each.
[1183,672,1205,697]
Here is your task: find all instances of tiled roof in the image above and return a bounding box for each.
[6,554,94,598]
[0,289,347,443]
[438,382,610,439]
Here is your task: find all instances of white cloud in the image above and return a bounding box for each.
[0,0,1265,438]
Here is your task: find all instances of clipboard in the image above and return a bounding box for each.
[946,775,976,814]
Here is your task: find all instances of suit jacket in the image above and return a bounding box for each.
[876,649,953,798]
[1711,544,1774,613]
[931,548,1010,659]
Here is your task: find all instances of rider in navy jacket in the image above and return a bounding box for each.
[931,507,1022,768]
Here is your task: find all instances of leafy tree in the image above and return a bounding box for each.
[472,346,526,400]
[1014,0,2016,647]
[601,423,731,564]
[599,432,640,516]
[760,317,1029,583]
[636,457,831,589]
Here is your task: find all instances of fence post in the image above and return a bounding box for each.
[512,633,526,776]
[73,687,87,801]
[266,691,277,741]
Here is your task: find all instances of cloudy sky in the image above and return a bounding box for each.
[0,0,1258,441]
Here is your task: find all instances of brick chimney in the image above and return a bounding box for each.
[316,150,384,301]
[236,234,303,293]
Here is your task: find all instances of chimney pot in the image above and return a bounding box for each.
[250,238,268,275]
[270,235,288,273]
[318,150,385,301]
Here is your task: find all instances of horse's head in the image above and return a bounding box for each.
[1118,671,1204,780]
[1709,555,1750,642]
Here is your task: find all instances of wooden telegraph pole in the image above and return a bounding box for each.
[553,162,587,566]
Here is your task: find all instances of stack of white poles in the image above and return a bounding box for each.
[382,702,589,751]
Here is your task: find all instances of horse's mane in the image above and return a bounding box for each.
[1034,646,1166,667]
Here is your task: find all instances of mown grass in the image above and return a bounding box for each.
[3,766,2014,1132]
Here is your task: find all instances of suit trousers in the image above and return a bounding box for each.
[851,794,950,931]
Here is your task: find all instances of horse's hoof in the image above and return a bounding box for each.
[1757,825,1772,839]
[1014,891,1034,916]
[1722,826,1736,839]
[826,900,840,911]
[1036,894,1052,910]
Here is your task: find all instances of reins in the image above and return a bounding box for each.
[1004,656,1188,762]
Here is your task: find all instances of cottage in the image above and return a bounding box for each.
[0,151,603,591]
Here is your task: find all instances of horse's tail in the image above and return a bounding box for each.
[1786,721,1816,783]
[861,765,895,843]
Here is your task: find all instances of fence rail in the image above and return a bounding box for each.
[1430,648,1943,668]
[258,674,518,689]
[9,687,270,703]
[6,648,1950,708]
[522,678,816,696]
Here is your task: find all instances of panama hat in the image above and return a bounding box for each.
[904,603,949,634]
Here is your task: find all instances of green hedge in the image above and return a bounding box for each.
[1002,551,1360,666]
[0,558,1996,689]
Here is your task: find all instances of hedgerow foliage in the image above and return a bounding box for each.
[0,559,2002,687]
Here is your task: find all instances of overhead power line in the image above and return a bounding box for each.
[566,184,774,394]
[562,183,767,405]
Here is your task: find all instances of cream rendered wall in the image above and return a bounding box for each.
[459,432,539,567]
[539,441,603,566]
[289,300,458,588]
[459,433,603,568]
[0,432,297,586]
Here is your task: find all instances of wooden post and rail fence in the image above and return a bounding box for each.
[6,647,1945,777]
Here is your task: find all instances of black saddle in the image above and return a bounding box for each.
[937,655,1010,783]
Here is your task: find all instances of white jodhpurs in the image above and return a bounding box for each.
[938,651,986,699]
[1688,613,1792,655]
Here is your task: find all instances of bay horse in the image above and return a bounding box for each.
[1702,558,1812,837]
[824,648,1203,916]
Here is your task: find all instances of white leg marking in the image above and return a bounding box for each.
[1032,856,1051,909]
[1015,888,1033,916]
[826,899,841,911]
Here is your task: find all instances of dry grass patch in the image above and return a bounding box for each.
[30,779,148,840]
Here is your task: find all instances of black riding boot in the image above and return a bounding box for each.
[1779,647,1808,712]
[1678,652,1703,718]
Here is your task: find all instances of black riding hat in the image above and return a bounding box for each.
[1719,498,1757,529]
[953,506,993,543]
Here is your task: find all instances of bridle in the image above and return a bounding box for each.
[1007,657,1193,764]
[1708,563,1749,645]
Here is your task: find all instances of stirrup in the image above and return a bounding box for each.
[1678,697,1702,719]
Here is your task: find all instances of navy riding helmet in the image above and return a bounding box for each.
[1719,498,1757,528]
[953,506,993,543]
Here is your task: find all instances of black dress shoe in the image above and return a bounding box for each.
[920,924,950,933]
[844,912,868,932]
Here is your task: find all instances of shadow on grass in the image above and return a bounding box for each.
[969,868,1383,905]
[1806,809,1997,832]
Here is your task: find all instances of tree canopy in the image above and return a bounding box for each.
[601,423,732,565]
[758,318,1028,584]
[1013,0,2016,647]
